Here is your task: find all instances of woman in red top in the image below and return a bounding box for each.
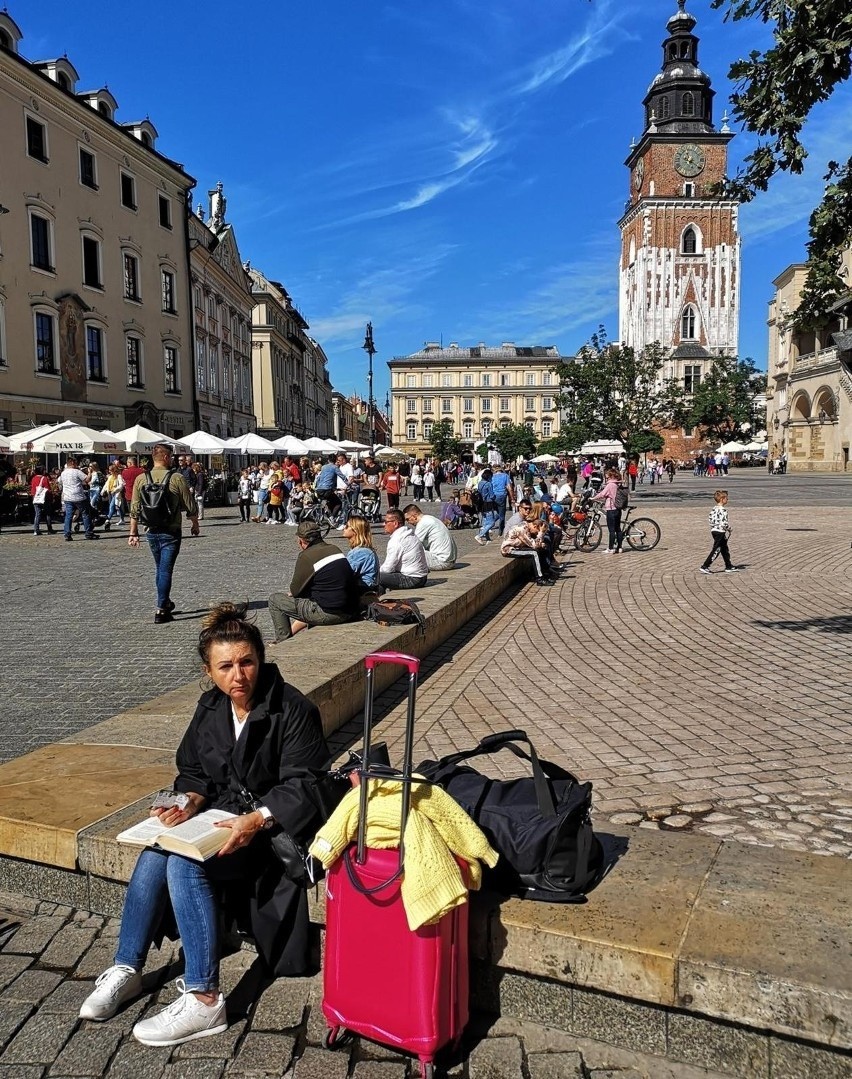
[30,465,55,536]
[380,464,401,509]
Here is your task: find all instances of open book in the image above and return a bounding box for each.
[116,809,237,862]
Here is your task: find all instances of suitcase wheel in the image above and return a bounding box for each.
[322,1026,352,1051]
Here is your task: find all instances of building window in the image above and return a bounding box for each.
[661,96,670,119]
[209,343,218,394]
[525,396,535,411]
[194,285,203,311]
[0,299,6,366]
[26,116,48,162]
[196,340,206,391]
[681,306,697,340]
[79,148,97,189]
[526,372,535,386]
[158,195,172,229]
[98,101,112,120]
[682,226,697,254]
[161,270,176,314]
[481,420,492,437]
[223,355,231,399]
[123,253,140,301]
[543,372,552,386]
[501,420,510,428]
[542,396,553,410]
[30,213,53,271]
[462,397,473,412]
[423,421,433,440]
[406,374,416,387]
[82,236,102,288]
[684,182,695,197]
[463,374,473,387]
[164,345,179,393]
[683,425,694,437]
[406,422,417,440]
[684,363,702,393]
[441,398,452,413]
[120,172,137,210]
[406,397,416,413]
[423,374,433,387]
[35,312,57,373]
[481,397,492,412]
[499,396,510,412]
[463,421,474,439]
[86,325,105,380]
[542,420,553,438]
[126,337,143,387]
[500,373,510,386]
[442,374,452,387]
[481,373,491,387]
[422,397,433,413]
[525,420,535,431]
[682,91,695,116]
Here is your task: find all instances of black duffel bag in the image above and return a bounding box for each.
[418,730,604,902]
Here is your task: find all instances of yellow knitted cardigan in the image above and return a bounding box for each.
[309,778,499,931]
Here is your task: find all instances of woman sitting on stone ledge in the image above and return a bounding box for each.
[77,602,331,1047]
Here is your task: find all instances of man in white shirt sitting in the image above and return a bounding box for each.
[379,508,428,590]
[403,504,457,571]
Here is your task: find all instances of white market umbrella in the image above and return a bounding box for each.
[0,434,10,450]
[224,432,277,454]
[303,436,338,454]
[272,435,309,456]
[8,420,77,452]
[115,424,188,452]
[29,424,126,455]
[744,440,767,452]
[531,453,559,464]
[580,439,625,455]
[375,446,404,458]
[337,439,370,452]
[718,440,747,453]
[181,430,227,454]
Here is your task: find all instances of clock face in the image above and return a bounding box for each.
[674,144,706,177]
[633,158,645,191]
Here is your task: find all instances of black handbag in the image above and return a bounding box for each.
[417,730,604,902]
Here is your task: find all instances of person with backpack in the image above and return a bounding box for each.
[127,443,200,624]
[591,468,626,554]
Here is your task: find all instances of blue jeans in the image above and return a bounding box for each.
[146,531,181,609]
[105,493,125,524]
[63,499,93,538]
[114,848,221,991]
[477,508,498,540]
[33,502,53,533]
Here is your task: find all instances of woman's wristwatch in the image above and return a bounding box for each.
[256,805,275,830]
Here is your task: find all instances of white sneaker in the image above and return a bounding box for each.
[132,979,227,1047]
[604,548,614,555]
[79,964,142,1021]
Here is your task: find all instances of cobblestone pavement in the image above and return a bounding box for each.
[0,892,730,1079]
[328,473,852,860]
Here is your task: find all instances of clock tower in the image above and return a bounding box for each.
[619,0,740,389]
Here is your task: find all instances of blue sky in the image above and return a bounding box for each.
[17,0,852,401]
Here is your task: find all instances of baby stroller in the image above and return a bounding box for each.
[455,488,480,529]
[358,486,382,522]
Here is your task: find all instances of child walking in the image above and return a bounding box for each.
[700,490,739,573]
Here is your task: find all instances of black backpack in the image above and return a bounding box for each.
[614,484,629,510]
[366,597,426,634]
[137,469,177,530]
[418,730,604,902]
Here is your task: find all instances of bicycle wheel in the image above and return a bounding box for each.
[305,506,331,538]
[624,517,660,551]
[574,519,602,551]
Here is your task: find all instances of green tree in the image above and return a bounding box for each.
[487,423,537,463]
[428,419,461,460]
[711,0,852,327]
[630,429,665,455]
[679,356,766,444]
[552,327,684,453]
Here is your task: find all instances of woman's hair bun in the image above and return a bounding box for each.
[198,601,265,668]
[202,601,249,632]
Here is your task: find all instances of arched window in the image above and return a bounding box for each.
[682,91,695,116]
[680,42,691,59]
[668,43,677,61]
[57,72,69,91]
[98,101,111,120]
[682,226,697,254]
[0,29,10,50]
[661,97,670,118]
[681,306,697,340]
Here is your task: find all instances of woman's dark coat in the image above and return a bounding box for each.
[172,662,330,976]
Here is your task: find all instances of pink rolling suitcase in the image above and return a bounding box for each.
[321,651,469,1079]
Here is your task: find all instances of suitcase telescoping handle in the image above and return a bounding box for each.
[357,652,420,866]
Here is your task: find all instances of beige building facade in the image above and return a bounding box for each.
[0,11,196,439]
[247,267,332,439]
[766,253,852,472]
[388,342,566,458]
[189,183,254,438]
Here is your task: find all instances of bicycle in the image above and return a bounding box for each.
[573,503,661,552]
[300,497,339,537]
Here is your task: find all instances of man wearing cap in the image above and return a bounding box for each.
[268,520,359,640]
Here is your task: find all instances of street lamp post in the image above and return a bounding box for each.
[385,391,392,447]
[362,322,376,452]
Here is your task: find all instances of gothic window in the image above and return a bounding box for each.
[682,226,697,254]
[681,306,697,340]
[667,43,677,61]
[680,42,690,59]
[682,91,695,116]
